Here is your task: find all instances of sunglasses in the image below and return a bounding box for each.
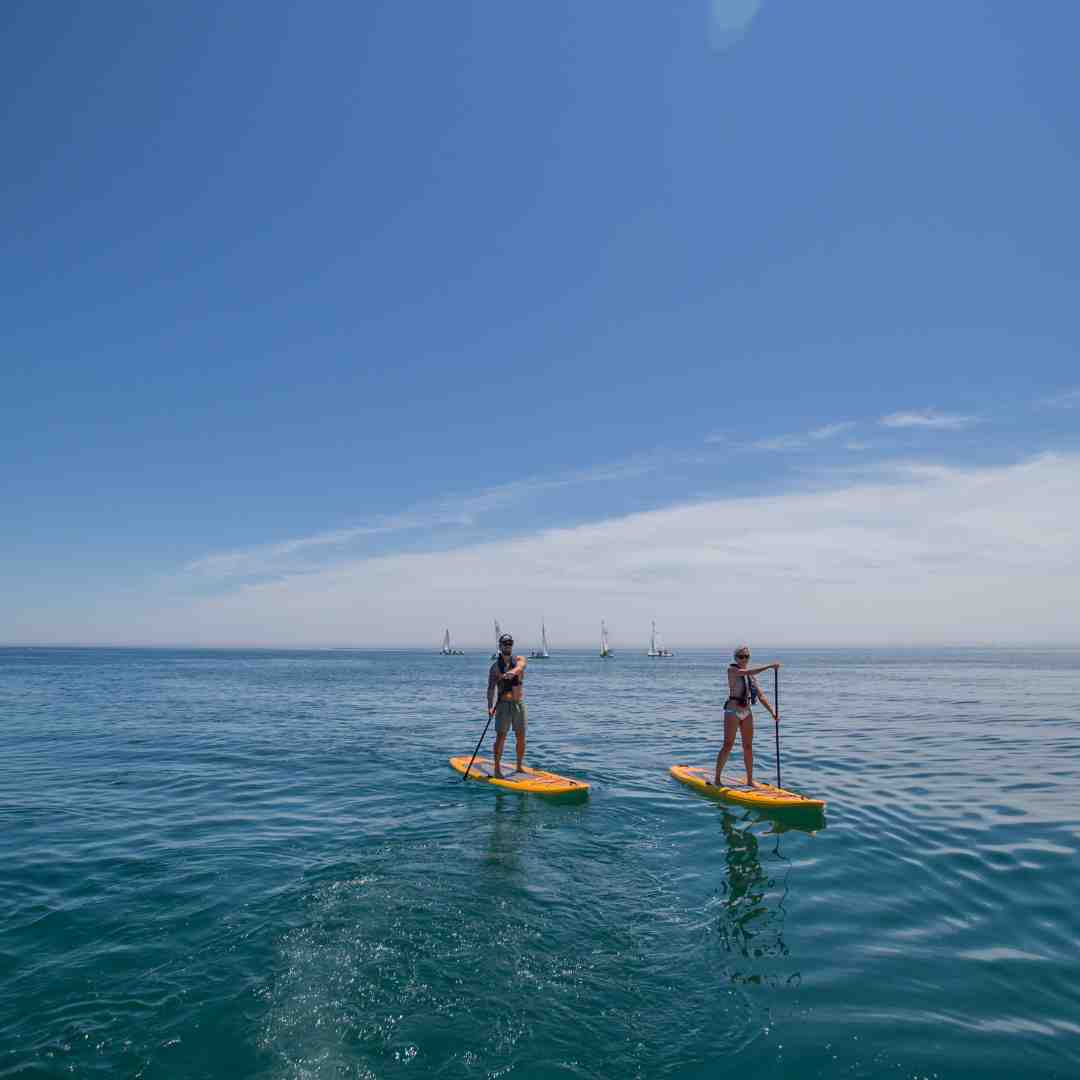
[735,653,750,660]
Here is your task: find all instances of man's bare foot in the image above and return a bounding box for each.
[713,775,724,787]
[493,767,505,779]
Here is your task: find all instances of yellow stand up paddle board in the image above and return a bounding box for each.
[450,755,588,796]
[670,764,825,811]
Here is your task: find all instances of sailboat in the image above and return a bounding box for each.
[647,620,674,658]
[600,619,611,658]
[491,619,501,659]
[530,620,551,659]
[440,628,464,656]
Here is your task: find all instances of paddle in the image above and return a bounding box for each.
[462,712,494,781]
[774,666,782,789]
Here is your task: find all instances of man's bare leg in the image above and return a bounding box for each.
[492,730,507,777]
[514,729,525,773]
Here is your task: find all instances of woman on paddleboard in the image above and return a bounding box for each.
[714,646,780,788]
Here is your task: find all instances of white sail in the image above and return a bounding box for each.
[531,619,550,659]
[600,619,610,658]
[648,619,673,657]
[441,628,451,654]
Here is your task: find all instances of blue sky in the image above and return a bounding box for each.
[2,1,1078,647]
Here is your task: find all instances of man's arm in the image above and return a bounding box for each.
[508,654,527,678]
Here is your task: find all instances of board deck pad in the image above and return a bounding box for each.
[670,764,825,810]
[450,755,588,795]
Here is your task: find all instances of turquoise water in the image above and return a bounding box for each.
[2,647,1079,1078]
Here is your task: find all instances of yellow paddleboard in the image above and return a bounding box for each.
[670,764,825,811]
[450,755,588,796]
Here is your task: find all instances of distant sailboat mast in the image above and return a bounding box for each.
[600,620,610,658]
[647,619,673,657]
[442,628,451,655]
[531,619,550,659]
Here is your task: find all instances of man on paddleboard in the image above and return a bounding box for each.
[487,632,527,778]
[714,646,780,788]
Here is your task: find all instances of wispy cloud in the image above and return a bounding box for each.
[1039,388,1080,409]
[879,409,978,430]
[708,0,765,50]
[748,421,855,451]
[125,452,1080,648]
[809,422,854,440]
[181,455,664,585]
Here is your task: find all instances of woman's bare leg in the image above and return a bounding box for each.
[714,713,740,784]
[740,715,755,785]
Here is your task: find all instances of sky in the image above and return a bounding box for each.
[2,0,1078,649]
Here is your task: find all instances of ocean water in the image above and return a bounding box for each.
[2,646,1079,1079]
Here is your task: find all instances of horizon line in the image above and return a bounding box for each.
[3,641,1078,652]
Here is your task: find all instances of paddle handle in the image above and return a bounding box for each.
[463,713,494,781]
[774,666,782,789]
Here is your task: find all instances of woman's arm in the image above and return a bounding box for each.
[738,663,779,677]
[753,684,778,721]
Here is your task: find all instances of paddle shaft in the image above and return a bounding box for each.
[774,667,782,788]
[462,712,494,781]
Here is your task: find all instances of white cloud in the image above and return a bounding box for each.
[879,409,978,430]
[111,451,1080,648]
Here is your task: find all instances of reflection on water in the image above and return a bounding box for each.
[713,810,799,988]
[484,792,531,872]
